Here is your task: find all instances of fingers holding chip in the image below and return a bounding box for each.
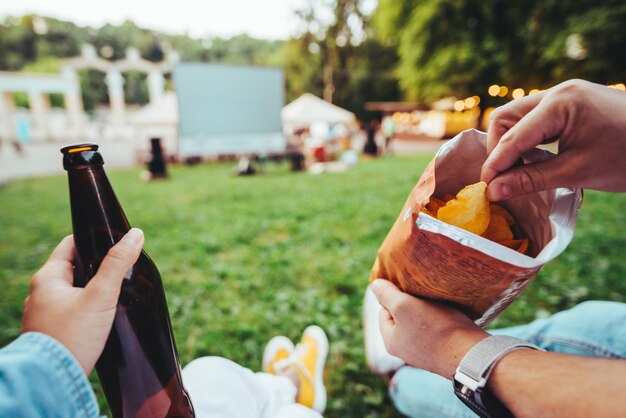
[437,181,491,235]
[421,181,529,255]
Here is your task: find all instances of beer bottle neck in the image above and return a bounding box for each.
[68,166,131,263]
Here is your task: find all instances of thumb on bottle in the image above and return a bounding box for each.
[86,228,144,304]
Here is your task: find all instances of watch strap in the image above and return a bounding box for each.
[453,335,544,418]
[457,335,542,389]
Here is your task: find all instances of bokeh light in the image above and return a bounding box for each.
[512,88,525,99]
[488,84,500,96]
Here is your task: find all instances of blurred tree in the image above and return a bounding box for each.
[79,70,109,112]
[0,15,285,111]
[123,70,149,106]
[375,0,515,107]
[373,0,626,106]
[281,37,325,102]
[532,2,626,84]
[282,0,400,118]
[373,0,626,108]
[341,39,401,120]
[0,16,37,70]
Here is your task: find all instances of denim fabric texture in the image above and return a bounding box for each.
[0,332,100,418]
[390,301,626,417]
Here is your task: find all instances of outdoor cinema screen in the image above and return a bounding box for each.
[173,63,285,157]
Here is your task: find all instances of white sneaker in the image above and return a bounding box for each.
[363,284,405,375]
[262,336,294,375]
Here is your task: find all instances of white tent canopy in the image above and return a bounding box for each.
[282,93,355,126]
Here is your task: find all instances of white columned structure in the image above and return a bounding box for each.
[148,70,165,103]
[1,44,178,143]
[0,91,15,140]
[28,90,50,140]
[105,69,125,126]
[61,67,85,138]
[0,73,76,142]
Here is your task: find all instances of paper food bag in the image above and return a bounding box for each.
[370,129,583,326]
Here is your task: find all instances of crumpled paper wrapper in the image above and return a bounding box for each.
[370,129,583,326]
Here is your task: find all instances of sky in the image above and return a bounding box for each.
[0,0,311,40]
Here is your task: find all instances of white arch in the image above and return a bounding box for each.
[0,44,177,142]
[0,71,84,141]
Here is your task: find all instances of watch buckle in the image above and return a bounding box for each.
[454,369,487,392]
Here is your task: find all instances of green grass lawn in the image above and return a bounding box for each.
[1,154,625,417]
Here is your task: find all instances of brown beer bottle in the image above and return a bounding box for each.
[61,143,195,418]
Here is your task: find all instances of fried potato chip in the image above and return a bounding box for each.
[426,196,446,216]
[499,239,519,249]
[490,204,515,226]
[517,238,529,254]
[482,214,514,242]
[499,238,529,254]
[421,207,435,217]
[437,182,490,235]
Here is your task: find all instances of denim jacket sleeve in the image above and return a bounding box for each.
[0,332,100,418]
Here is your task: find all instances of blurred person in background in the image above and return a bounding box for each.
[363,119,379,156]
[381,114,395,154]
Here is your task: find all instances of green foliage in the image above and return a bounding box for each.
[372,0,420,44]
[0,16,285,111]
[0,8,400,117]
[1,155,625,416]
[123,70,149,106]
[79,70,109,112]
[280,38,325,102]
[374,0,626,102]
[12,93,28,109]
[0,15,81,70]
[394,1,493,101]
[0,15,285,71]
[340,39,401,120]
[283,0,400,118]
[538,2,626,82]
[3,3,626,120]
[21,56,60,73]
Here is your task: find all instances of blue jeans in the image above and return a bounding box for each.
[389,301,626,418]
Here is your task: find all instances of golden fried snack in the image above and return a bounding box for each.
[436,182,491,235]
[421,182,528,254]
[490,204,515,226]
[499,238,529,254]
[426,196,446,216]
[482,214,514,242]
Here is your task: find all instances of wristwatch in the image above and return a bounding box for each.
[453,335,544,418]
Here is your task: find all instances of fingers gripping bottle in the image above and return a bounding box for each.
[61,143,194,418]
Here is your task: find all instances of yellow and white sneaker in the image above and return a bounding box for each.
[291,325,329,413]
[262,336,294,375]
